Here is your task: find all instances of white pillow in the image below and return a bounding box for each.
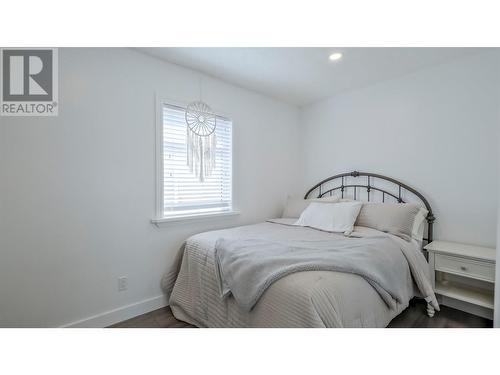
[412,206,429,242]
[281,196,340,218]
[294,201,363,235]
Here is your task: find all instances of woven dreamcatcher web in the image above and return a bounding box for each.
[185,100,217,182]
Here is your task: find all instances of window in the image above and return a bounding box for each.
[158,103,232,219]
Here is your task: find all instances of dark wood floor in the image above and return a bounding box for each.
[387,299,492,328]
[109,299,492,328]
[110,306,194,328]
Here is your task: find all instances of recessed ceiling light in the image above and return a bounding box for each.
[329,52,343,61]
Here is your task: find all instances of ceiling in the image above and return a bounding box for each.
[137,48,487,106]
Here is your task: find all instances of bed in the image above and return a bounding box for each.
[166,171,438,328]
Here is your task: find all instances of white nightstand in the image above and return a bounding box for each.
[424,241,496,320]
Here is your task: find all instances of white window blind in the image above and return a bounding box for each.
[162,103,232,217]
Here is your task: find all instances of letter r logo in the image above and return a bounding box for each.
[2,49,53,101]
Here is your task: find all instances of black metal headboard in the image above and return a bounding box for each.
[304,171,435,243]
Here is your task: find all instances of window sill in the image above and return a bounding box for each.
[151,210,240,226]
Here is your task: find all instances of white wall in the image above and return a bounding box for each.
[300,52,500,247]
[495,104,500,327]
[0,48,301,327]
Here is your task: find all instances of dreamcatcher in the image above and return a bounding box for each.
[185,100,217,182]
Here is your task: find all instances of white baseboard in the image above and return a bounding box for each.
[61,295,169,328]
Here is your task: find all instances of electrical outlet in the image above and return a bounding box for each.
[118,276,128,292]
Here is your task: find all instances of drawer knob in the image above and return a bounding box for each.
[460,266,468,271]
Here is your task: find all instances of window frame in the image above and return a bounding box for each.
[153,96,237,224]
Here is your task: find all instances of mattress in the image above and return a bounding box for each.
[166,219,426,328]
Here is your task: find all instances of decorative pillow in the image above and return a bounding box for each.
[281,196,340,218]
[294,201,363,235]
[349,225,385,238]
[355,203,426,241]
[412,206,429,243]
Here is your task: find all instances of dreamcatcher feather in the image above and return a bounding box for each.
[185,101,217,182]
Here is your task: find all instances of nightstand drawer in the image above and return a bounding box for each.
[435,254,495,282]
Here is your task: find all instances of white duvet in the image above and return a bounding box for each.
[165,219,437,328]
